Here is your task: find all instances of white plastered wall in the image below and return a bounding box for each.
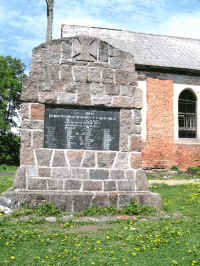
[138,80,147,141]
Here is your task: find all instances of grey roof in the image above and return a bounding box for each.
[62,25,200,72]
[130,32,200,71]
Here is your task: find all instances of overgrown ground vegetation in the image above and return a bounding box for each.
[147,166,200,180]
[0,169,200,265]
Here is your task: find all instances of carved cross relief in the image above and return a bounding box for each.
[72,37,98,62]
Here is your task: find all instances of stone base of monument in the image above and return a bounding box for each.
[2,190,161,212]
[1,167,161,212]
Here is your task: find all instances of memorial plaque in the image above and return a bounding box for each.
[44,106,120,151]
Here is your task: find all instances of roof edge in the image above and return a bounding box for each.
[136,64,200,76]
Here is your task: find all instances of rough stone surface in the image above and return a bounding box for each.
[118,180,135,191]
[52,168,70,179]
[64,180,81,190]
[102,69,113,84]
[135,170,149,191]
[113,153,129,169]
[120,135,129,152]
[71,168,89,179]
[52,151,67,167]
[130,136,143,152]
[83,181,102,191]
[35,149,53,167]
[92,194,110,207]
[31,104,45,120]
[67,151,83,167]
[104,181,117,191]
[28,178,47,190]
[110,170,125,179]
[32,131,44,149]
[120,109,134,135]
[21,130,32,149]
[131,153,142,169]
[48,179,63,190]
[20,150,35,166]
[13,168,26,189]
[49,194,72,211]
[97,152,116,168]
[77,84,91,105]
[38,168,51,177]
[89,169,109,180]
[82,151,95,168]
[73,194,93,212]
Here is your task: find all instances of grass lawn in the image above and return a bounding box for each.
[0,165,17,173]
[0,171,200,265]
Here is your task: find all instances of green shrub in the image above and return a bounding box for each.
[0,133,20,165]
[171,165,180,172]
[122,199,154,215]
[187,166,200,175]
[75,199,154,217]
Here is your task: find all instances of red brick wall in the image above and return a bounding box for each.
[142,78,200,171]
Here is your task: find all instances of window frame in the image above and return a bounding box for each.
[174,84,200,144]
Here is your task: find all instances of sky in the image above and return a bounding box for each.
[1,0,200,72]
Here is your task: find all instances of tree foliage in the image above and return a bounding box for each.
[0,56,25,134]
[0,133,20,165]
[0,56,25,165]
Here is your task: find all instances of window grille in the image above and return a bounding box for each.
[178,91,196,138]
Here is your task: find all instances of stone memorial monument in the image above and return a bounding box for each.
[2,35,161,211]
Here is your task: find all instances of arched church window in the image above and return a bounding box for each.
[178,89,197,138]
